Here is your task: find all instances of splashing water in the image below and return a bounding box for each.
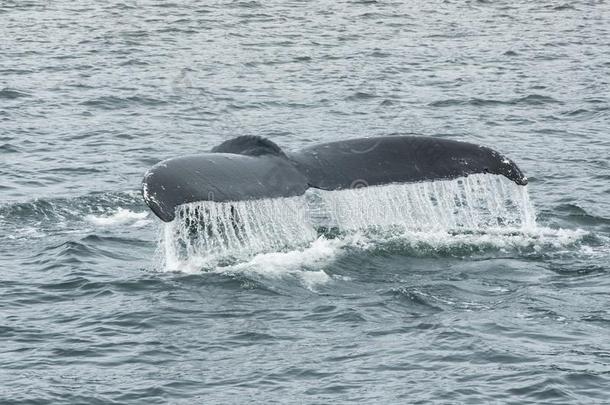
[157,174,550,272]
[86,208,150,227]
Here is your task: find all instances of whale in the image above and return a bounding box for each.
[142,135,528,222]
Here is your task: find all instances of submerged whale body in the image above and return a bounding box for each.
[142,136,528,222]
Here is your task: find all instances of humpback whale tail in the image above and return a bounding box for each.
[142,135,528,222]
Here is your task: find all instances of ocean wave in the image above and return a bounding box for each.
[0,191,149,242]
[0,143,21,153]
[80,95,168,110]
[429,94,561,108]
[0,191,143,223]
[0,87,31,99]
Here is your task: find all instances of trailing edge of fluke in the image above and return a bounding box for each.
[142,136,528,222]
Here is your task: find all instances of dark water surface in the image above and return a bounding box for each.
[2,1,610,403]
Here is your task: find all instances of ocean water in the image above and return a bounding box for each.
[1,0,609,403]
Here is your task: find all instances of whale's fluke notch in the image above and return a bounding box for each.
[142,136,528,222]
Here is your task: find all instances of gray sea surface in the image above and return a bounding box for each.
[1,0,610,403]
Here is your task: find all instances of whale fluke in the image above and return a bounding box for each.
[142,136,528,222]
[288,136,527,190]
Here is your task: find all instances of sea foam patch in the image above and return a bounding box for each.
[86,208,150,227]
[215,237,344,290]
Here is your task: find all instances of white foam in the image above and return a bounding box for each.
[86,208,149,226]
[162,236,343,290]
[352,227,588,255]
[216,237,344,290]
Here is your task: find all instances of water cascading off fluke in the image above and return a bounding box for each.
[160,196,318,270]
[313,174,536,232]
[157,173,537,270]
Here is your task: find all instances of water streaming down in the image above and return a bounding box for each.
[313,174,536,233]
[160,174,537,270]
[160,196,318,270]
